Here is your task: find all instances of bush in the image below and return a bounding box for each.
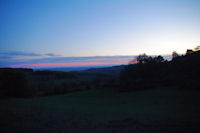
[0,69,36,98]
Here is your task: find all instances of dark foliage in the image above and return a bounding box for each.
[119,50,200,91]
[0,68,79,98]
[33,70,77,79]
[0,68,35,98]
[0,66,120,98]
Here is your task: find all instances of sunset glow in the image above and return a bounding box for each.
[0,0,199,68]
[9,61,128,68]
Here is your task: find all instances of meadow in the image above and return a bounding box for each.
[1,87,200,133]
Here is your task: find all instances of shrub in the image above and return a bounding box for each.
[0,69,36,98]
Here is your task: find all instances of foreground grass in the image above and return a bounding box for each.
[1,87,200,133]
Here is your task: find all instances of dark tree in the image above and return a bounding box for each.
[172,51,179,59]
[194,45,200,51]
[0,69,33,98]
[136,53,148,64]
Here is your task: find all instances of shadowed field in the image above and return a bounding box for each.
[1,88,200,133]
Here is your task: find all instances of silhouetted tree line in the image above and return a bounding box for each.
[1,46,199,98]
[0,69,78,98]
[0,67,118,98]
[119,46,200,91]
[0,68,34,98]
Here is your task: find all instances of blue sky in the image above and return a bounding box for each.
[0,0,200,68]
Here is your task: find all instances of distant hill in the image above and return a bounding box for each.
[33,65,126,74]
[34,65,123,72]
[34,66,93,72]
[82,65,126,75]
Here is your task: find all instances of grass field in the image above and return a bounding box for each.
[1,87,200,133]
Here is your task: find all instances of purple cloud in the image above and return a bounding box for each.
[45,53,60,57]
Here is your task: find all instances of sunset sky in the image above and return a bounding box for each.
[0,0,200,68]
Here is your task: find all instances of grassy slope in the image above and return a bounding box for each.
[1,88,200,132]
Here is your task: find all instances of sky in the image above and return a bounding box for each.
[0,0,200,68]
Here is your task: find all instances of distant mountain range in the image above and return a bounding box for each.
[82,65,126,74]
[34,65,125,72]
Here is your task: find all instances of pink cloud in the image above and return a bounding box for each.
[9,61,128,68]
